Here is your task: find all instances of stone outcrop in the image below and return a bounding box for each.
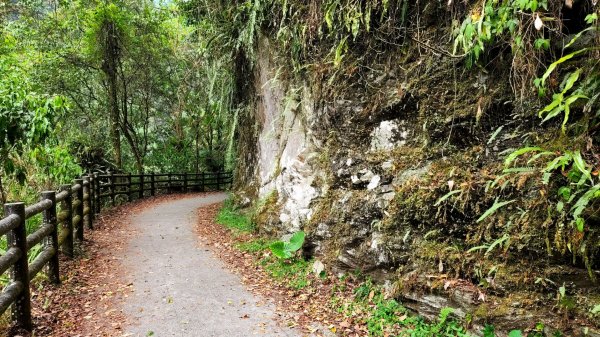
[233,11,599,336]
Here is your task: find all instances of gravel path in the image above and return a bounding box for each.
[121,193,302,337]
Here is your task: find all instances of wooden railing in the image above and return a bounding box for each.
[0,171,232,330]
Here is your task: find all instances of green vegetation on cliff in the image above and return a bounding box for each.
[1,0,599,334]
[189,0,600,334]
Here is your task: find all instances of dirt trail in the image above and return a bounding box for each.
[121,193,302,337]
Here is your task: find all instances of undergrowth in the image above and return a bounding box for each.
[214,199,540,336]
[333,278,473,337]
[216,197,255,232]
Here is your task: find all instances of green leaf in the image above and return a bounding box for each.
[485,234,509,255]
[534,38,550,50]
[508,330,522,337]
[477,198,516,222]
[564,27,594,50]
[540,49,589,87]
[572,151,592,183]
[504,147,543,167]
[467,245,489,253]
[558,186,571,201]
[434,189,462,206]
[269,241,291,259]
[575,218,585,232]
[333,36,348,68]
[286,231,305,252]
[585,14,598,24]
[559,285,566,297]
[561,69,581,94]
[483,325,495,337]
[487,126,503,144]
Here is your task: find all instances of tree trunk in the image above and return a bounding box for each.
[0,173,6,205]
[195,123,200,174]
[102,20,122,169]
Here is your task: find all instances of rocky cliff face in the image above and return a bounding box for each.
[233,5,599,334]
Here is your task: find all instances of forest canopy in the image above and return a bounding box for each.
[0,0,237,204]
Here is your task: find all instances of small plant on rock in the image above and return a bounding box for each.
[269,231,305,259]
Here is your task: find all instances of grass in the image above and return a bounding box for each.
[216,198,254,232]
[236,238,271,253]
[336,278,473,337]
[216,198,311,289]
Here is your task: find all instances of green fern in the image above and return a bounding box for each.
[477,198,515,223]
[504,147,543,167]
[434,189,462,206]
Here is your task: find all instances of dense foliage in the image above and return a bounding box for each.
[187,0,600,330]
[0,0,237,206]
[1,0,599,332]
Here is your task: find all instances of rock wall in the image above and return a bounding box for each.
[234,10,600,336]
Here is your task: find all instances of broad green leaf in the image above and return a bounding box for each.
[286,231,305,252]
[269,241,291,259]
[575,217,585,232]
[561,69,581,94]
[508,330,522,337]
[558,186,571,201]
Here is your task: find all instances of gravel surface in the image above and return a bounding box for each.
[122,193,302,337]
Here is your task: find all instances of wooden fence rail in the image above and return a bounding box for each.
[0,171,232,330]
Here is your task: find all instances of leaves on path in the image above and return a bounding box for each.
[4,194,203,337]
[196,203,385,337]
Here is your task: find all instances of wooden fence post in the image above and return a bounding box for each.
[127,173,132,202]
[87,174,94,223]
[110,172,115,207]
[167,174,172,193]
[139,174,144,199]
[150,171,156,196]
[83,176,92,230]
[183,173,188,193]
[93,173,100,214]
[201,172,205,192]
[59,184,74,258]
[4,202,33,330]
[41,191,60,284]
[217,171,221,190]
[74,179,84,243]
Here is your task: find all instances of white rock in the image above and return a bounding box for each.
[360,170,375,182]
[382,161,394,170]
[312,260,325,275]
[382,192,396,201]
[315,223,331,238]
[346,158,353,166]
[351,175,361,184]
[370,120,411,151]
[280,213,291,223]
[367,175,381,190]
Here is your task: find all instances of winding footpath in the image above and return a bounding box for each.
[120,193,301,337]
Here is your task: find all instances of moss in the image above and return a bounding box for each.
[252,189,282,235]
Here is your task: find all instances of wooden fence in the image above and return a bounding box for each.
[0,171,232,330]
